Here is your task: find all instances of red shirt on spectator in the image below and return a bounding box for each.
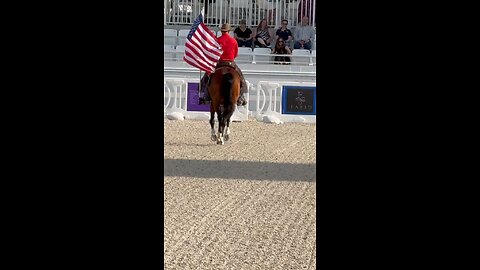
[217,32,238,61]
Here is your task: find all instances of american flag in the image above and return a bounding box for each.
[183,14,223,74]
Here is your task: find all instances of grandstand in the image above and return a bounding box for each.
[163,1,317,67]
[164,0,316,29]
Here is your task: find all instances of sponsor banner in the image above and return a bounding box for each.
[187,82,210,112]
[282,86,316,115]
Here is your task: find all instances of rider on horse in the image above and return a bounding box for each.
[199,23,248,106]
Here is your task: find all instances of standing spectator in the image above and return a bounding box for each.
[252,19,274,48]
[275,19,293,48]
[272,38,291,65]
[293,16,315,50]
[234,19,253,48]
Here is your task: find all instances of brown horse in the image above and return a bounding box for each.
[208,64,241,145]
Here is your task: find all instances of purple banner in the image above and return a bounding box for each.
[187,82,210,112]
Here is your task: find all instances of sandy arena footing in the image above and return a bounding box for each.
[164,119,316,269]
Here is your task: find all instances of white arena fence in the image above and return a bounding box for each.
[164,77,251,122]
[164,30,317,52]
[164,78,316,123]
[164,0,316,30]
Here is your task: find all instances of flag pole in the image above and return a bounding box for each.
[199,8,205,100]
[199,69,202,100]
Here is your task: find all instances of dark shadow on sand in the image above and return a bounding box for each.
[164,159,315,182]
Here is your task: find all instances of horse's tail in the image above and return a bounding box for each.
[221,72,233,107]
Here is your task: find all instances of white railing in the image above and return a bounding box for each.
[164,50,316,66]
[164,77,250,121]
[164,78,316,123]
[251,52,314,65]
[164,0,316,29]
[255,81,316,123]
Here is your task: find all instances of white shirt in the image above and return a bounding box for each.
[294,25,315,42]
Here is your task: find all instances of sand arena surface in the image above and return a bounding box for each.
[164,119,316,269]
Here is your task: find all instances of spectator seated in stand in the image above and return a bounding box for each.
[275,19,293,48]
[234,19,253,48]
[252,18,274,48]
[293,16,315,50]
[271,38,291,65]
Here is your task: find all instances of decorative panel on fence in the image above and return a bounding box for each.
[164,78,316,123]
[254,81,316,123]
[164,78,250,121]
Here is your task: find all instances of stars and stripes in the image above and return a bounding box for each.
[183,14,223,74]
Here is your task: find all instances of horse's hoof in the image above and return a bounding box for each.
[224,134,229,141]
[217,140,224,145]
[211,135,217,141]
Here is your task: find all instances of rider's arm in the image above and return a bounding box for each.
[234,41,238,58]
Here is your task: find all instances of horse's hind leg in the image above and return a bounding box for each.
[223,108,234,141]
[216,105,225,145]
[210,105,216,142]
[224,119,231,141]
